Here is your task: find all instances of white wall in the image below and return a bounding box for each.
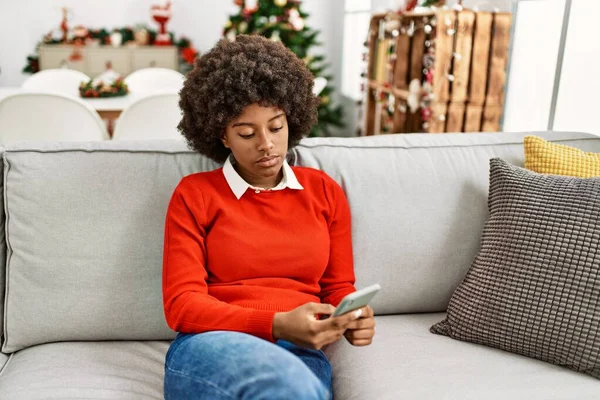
[553,0,599,133]
[503,0,565,132]
[503,0,600,135]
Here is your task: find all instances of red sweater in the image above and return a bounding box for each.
[162,166,356,342]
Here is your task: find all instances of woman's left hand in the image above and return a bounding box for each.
[343,305,375,346]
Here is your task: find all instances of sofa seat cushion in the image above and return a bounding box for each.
[0,320,597,400]
[324,313,600,400]
[0,341,169,399]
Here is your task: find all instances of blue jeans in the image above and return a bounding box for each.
[164,331,332,400]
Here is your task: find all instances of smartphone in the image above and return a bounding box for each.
[330,283,381,318]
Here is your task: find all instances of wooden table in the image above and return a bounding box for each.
[83,94,144,120]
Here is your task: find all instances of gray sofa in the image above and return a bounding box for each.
[0,131,598,399]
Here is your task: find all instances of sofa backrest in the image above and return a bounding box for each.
[292,131,600,315]
[1,132,599,352]
[1,141,217,352]
[0,149,4,349]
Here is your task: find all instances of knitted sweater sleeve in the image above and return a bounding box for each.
[318,172,357,306]
[162,179,276,341]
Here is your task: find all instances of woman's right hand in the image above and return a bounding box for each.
[272,302,361,350]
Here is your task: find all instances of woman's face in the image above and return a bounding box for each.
[222,103,289,188]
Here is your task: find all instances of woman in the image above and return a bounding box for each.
[163,34,375,400]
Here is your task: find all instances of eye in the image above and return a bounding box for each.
[271,126,283,132]
[239,133,254,139]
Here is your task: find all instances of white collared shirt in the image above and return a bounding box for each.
[223,155,304,199]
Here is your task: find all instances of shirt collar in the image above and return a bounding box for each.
[223,155,303,200]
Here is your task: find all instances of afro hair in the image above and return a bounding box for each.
[178,34,320,163]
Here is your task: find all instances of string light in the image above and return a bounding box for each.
[363,8,469,133]
[407,20,415,37]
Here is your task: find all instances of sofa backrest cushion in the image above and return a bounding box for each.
[2,141,218,352]
[292,131,600,315]
[3,132,600,352]
[0,148,4,347]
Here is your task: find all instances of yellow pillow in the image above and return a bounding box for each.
[524,135,600,178]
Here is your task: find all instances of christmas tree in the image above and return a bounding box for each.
[223,0,343,137]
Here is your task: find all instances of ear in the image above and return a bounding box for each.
[221,133,230,149]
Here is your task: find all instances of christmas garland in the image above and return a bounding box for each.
[23,25,198,74]
[79,77,129,98]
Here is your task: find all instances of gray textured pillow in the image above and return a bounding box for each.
[431,158,600,380]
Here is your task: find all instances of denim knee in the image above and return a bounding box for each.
[249,354,330,400]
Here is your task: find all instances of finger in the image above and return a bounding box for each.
[325,308,362,330]
[309,302,336,317]
[352,306,373,319]
[363,305,374,318]
[345,317,376,330]
[318,330,345,347]
[344,328,375,341]
[348,338,372,347]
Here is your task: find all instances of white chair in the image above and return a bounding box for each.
[124,68,185,94]
[112,92,183,140]
[21,69,90,98]
[0,93,109,144]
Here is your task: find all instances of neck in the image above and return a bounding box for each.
[234,164,284,189]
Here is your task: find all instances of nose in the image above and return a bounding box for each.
[257,130,274,152]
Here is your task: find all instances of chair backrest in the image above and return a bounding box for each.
[112,92,183,140]
[124,68,185,94]
[0,93,109,143]
[21,69,90,98]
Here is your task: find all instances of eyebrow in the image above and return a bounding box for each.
[231,113,285,128]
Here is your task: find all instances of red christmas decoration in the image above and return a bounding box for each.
[426,69,434,84]
[60,7,69,43]
[151,1,173,45]
[405,0,419,12]
[181,47,198,64]
[421,107,432,121]
[68,42,84,62]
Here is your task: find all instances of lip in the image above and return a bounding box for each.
[256,155,279,167]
